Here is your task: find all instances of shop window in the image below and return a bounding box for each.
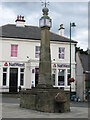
[11,44,18,57]
[35,46,40,58]
[59,47,65,59]
[52,69,56,85]
[3,68,7,86]
[20,68,24,86]
[58,69,64,86]
[67,69,70,85]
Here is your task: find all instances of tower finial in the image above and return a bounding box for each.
[40,0,49,8]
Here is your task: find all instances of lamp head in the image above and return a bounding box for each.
[71,22,76,27]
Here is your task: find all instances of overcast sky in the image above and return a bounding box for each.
[0,1,89,50]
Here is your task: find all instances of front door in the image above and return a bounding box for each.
[9,68,18,93]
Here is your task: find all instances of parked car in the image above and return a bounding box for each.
[71,95,81,102]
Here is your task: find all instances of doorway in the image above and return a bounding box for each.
[9,68,18,92]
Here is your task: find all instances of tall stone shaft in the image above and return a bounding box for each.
[38,7,53,88]
[38,27,52,87]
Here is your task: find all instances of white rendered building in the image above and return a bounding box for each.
[0,16,77,93]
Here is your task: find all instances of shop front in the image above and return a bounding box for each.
[52,63,75,91]
[33,63,75,91]
[1,62,25,92]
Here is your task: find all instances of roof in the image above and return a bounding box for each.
[79,53,88,71]
[79,53,90,80]
[0,24,77,43]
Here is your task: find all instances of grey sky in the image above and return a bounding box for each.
[0,1,88,50]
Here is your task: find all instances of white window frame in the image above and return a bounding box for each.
[52,69,56,86]
[67,69,70,86]
[20,68,24,86]
[11,44,18,58]
[3,68,8,86]
[35,46,40,58]
[59,47,65,59]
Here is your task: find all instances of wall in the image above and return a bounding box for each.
[0,37,76,92]
[76,52,84,101]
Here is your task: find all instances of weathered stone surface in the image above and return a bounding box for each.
[20,7,70,113]
[20,88,70,113]
[55,92,67,103]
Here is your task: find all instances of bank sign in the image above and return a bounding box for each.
[53,63,70,68]
[57,64,70,68]
[4,62,25,67]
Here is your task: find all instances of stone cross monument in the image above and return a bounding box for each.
[20,3,70,113]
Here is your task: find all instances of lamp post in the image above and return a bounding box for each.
[70,22,76,100]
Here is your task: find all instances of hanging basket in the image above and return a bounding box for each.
[68,77,75,83]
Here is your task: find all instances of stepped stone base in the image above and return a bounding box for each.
[20,87,70,113]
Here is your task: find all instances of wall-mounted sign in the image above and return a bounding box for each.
[9,63,25,67]
[57,64,70,68]
[53,64,56,68]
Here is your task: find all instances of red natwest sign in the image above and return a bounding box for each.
[53,64,56,68]
[4,62,8,66]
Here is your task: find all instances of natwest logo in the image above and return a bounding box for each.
[4,62,8,66]
[53,64,56,68]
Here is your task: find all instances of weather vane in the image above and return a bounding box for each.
[40,0,49,7]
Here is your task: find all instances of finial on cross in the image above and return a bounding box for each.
[40,0,49,7]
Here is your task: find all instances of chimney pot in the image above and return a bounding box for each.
[22,16,24,20]
[58,24,65,36]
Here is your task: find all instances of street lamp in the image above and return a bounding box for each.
[70,22,76,100]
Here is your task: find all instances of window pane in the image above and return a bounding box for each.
[3,73,7,85]
[36,46,40,52]
[58,70,64,86]
[67,69,70,73]
[3,68,7,72]
[52,74,55,85]
[67,74,70,85]
[35,46,40,58]
[11,45,18,57]
[62,54,64,59]
[59,48,61,53]
[62,48,65,53]
[59,47,65,59]
[20,68,24,72]
[20,74,24,86]
[59,54,61,59]
[20,68,24,86]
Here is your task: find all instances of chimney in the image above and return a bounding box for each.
[15,15,25,27]
[58,24,65,36]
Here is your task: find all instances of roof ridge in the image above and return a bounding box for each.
[1,24,77,43]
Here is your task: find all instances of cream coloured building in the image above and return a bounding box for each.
[0,16,77,93]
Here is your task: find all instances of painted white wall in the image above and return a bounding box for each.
[1,38,76,64]
[0,37,76,92]
[50,41,75,64]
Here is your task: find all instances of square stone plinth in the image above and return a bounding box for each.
[20,87,70,113]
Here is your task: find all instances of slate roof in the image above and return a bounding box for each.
[79,54,88,71]
[79,53,90,80]
[0,24,77,43]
